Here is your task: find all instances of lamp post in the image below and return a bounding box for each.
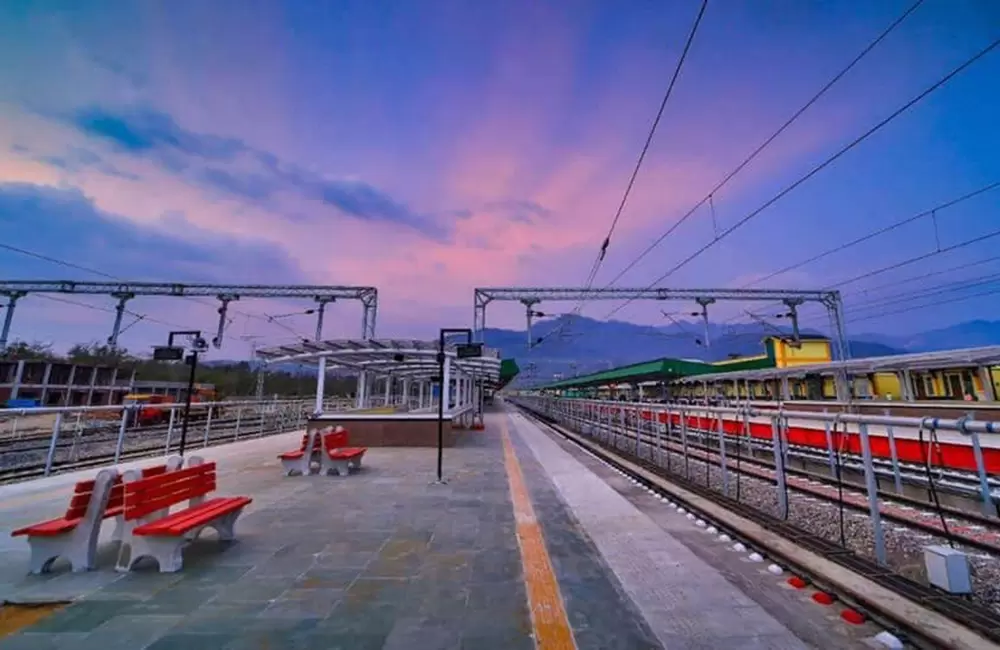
[436,328,481,483]
[153,330,208,457]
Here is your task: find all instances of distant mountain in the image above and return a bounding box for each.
[481,315,1000,384]
[854,320,1000,353]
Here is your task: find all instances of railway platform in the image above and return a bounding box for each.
[0,408,883,649]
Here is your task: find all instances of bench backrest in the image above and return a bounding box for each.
[123,462,217,521]
[299,433,324,451]
[65,459,179,520]
[323,430,349,451]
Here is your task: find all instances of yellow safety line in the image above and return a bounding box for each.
[500,416,576,650]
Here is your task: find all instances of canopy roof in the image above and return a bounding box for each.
[675,345,1000,384]
[545,357,721,390]
[255,339,503,382]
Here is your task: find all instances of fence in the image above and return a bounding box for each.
[0,397,353,480]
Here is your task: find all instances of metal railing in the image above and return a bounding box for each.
[513,395,1000,568]
[0,397,355,481]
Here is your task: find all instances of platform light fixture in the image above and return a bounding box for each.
[154,330,208,457]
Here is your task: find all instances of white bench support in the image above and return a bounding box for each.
[121,502,248,573]
[25,468,118,574]
[280,429,325,476]
[319,451,365,476]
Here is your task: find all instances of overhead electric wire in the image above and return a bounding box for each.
[587,0,709,282]
[847,284,1000,325]
[534,0,709,347]
[742,180,1000,289]
[33,293,187,329]
[602,0,925,289]
[845,270,1000,315]
[605,34,1000,321]
[710,182,1000,325]
[827,226,1000,291]
[846,252,1000,297]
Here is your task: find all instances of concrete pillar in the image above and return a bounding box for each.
[402,378,411,407]
[356,371,367,409]
[40,362,52,406]
[9,360,24,400]
[418,381,425,408]
[383,376,391,406]
[314,357,327,414]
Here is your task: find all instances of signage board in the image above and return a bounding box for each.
[456,343,483,359]
[152,346,184,361]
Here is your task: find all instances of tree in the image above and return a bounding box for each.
[67,342,137,365]
[0,340,57,361]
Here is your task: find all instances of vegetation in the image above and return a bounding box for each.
[1,340,355,398]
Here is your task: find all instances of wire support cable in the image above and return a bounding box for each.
[604,35,1000,321]
[601,0,925,289]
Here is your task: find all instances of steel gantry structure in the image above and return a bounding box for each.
[472,286,850,360]
[0,281,379,351]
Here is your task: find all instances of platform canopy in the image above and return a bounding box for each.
[255,338,503,383]
[674,345,1000,385]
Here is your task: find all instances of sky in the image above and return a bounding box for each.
[1,0,999,360]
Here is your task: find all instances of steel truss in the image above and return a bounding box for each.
[473,286,850,395]
[0,281,378,351]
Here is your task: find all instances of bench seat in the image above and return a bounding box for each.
[12,517,84,538]
[320,431,368,476]
[134,497,253,537]
[327,447,366,460]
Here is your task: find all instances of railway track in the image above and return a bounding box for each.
[589,417,1000,553]
[514,402,1000,650]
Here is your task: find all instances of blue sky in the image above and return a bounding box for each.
[1,0,999,358]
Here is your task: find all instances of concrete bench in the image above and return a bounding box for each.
[319,429,368,476]
[11,457,183,574]
[115,458,252,573]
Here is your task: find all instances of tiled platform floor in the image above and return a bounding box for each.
[0,414,650,649]
[0,407,877,649]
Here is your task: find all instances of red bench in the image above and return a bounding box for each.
[11,458,183,574]
[115,459,252,572]
[277,430,325,476]
[319,429,367,476]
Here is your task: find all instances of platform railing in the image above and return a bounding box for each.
[511,394,1000,571]
[0,397,353,481]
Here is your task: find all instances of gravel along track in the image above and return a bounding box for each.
[572,417,1000,616]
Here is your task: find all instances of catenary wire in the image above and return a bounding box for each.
[742,180,1000,289]
[601,0,925,289]
[535,0,709,347]
[604,35,1000,321]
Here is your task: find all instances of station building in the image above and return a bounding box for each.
[546,335,833,399]
[0,359,212,407]
[540,336,1000,404]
